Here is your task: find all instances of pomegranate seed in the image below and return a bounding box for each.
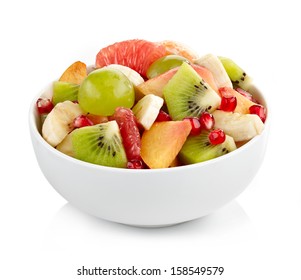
[127,159,144,169]
[209,129,226,145]
[220,96,237,112]
[199,112,215,130]
[73,115,94,128]
[36,98,54,114]
[236,88,258,103]
[155,110,172,122]
[183,117,202,136]
[249,104,267,123]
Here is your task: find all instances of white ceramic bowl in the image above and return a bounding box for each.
[29,84,269,227]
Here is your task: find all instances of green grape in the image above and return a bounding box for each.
[146,55,189,79]
[78,68,135,116]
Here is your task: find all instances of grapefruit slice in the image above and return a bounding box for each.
[112,107,141,161]
[95,39,168,78]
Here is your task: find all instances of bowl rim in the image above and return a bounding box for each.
[29,83,270,174]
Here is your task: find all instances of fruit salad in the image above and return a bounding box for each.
[36,39,267,169]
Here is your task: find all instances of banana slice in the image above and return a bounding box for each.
[42,100,84,147]
[103,64,144,86]
[56,132,74,157]
[194,54,233,89]
[212,110,264,142]
[132,94,164,130]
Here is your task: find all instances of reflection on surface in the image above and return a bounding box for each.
[42,200,255,252]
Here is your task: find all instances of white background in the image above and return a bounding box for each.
[1,0,300,279]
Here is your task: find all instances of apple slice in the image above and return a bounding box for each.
[59,61,87,85]
[137,65,218,98]
[141,121,191,169]
[136,68,176,98]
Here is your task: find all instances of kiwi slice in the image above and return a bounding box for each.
[163,62,221,120]
[52,81,79,105]
[218,56,252,90]
[179,131,237,164]
[71,120,127,168]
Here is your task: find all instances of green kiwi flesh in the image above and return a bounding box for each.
[52,81,79,105]
[163,62,221,120]
[71,121,127,168]
[218,56,252,90]
[179,131,237,164]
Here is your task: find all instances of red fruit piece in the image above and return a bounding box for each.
[73,115,93,128]
[155,110,172,122]
[36,98,54,114]
[95,39,167,78]
[220,96,237,112]
[113,107,141,161]
[199,112,215,130]
[183,117,202,136]
[127,159,144,169]
[209,129,226,145]
[249,104,267,123]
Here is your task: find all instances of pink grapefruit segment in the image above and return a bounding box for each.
[95,39,168,78]
[112,107,141,161]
